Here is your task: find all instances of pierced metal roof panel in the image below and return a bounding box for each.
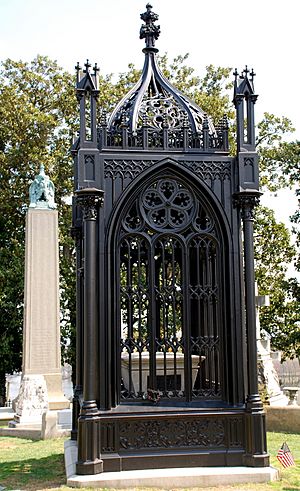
[108,4,216,136]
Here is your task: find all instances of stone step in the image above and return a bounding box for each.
[64,441,279,489]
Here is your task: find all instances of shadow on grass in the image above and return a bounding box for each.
[0,453,65,490]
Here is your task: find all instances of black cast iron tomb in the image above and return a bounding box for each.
[71,4,269,475]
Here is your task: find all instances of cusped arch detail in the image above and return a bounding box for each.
[107,158,232,248]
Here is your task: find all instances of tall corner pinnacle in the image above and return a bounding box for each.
[140,3,160,50]
[233,65,257,98]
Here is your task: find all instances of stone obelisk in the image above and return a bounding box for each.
[13,165,69,426]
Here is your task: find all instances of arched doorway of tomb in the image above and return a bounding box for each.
[108,163,233,406]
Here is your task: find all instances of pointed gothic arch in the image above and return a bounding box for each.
[106,161,234,407]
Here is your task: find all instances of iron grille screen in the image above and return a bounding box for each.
[117,177,223,402]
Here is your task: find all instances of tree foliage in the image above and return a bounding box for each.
[255,112,300,359]
[0,56,77,401]
[257,113,299,190]
[254,207,300,358]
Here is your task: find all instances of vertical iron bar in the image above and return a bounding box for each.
[137,239,142,395]
[116,241,122,404]
[149,241,157,389]
[163,128,168,150]
[207,242,213,393]
[183,239,191,401]
[128,239,133,339]
[172,240,177,395]
[143,127,149,150]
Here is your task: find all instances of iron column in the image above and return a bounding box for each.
[75,187,104,475]
[235,190,269,467]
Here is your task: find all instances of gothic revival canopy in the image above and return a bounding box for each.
[71,4,269,477]
[108,5,215,136]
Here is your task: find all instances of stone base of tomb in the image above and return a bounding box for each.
[65,440,278,489]
[73,403,269,476]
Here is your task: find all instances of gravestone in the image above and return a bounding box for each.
[256,285,288,406]
[5,363,73,408]
[5,373,21,406]
[12,165,69,428]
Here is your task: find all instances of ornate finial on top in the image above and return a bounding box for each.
[250,68,256,82]
[83,59,91,74]
[93,63,99,76]
[140,3,160,49]
[29,164,56,210]
[242,65,249,79]
[75,62,82,84]
[233,66,256,94]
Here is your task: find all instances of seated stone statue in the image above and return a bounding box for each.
[29,164,56,209]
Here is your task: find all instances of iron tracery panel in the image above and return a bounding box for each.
[116,176,224,403]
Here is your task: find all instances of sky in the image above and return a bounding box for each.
[0,0,299,229]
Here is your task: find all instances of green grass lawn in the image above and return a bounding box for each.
[0,432,299,491]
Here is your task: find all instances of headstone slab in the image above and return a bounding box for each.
[6,365,73,407]
[5,373,21,405]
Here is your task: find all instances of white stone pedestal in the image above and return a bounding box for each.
[12,375,48,426]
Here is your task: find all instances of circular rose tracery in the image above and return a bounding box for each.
[141,179,195,231]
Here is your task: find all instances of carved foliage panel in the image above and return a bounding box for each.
[100,416,244,453]
[119,418,225,450]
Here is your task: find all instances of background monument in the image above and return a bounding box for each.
[256,285,289,406]
[12,165,69,427]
